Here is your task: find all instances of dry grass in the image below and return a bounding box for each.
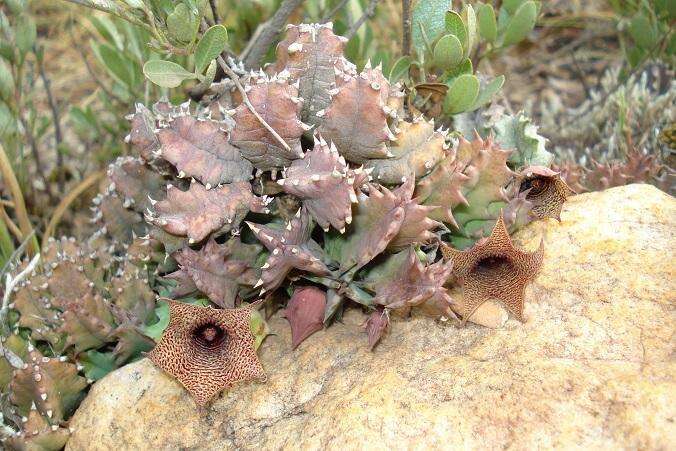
[33,1,98,105]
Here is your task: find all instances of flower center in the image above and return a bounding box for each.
[192,323,226,349]
[474,256,514,279]
[520,177,547,195]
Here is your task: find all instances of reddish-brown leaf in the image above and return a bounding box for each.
[247,207,330,293]
[230,75,306,170]
[271,23,354,129]
[157,115,253,186]
[147,179,269,243]
[169,238,262,308]
[282,286,326,349]
[318,70,394,163]
[364,308,390,350]
[277,135,367,232]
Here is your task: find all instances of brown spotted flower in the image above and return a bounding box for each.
[519,166,574,221]
[148,301,266,406]
[441,214,543,325]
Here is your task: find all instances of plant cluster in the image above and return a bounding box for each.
[0,1,581,437]
[2,22,575,427]
[396,0,541,118]
[0,235,158,449]
[0,0,177,271]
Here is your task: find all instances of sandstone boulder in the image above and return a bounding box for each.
[67,184,676,450]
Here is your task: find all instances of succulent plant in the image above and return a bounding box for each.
[125,24,557,339]
[317,67,400,164]
[230,73,309,172]
[365,247,454,314]
[364,308,390,351]
[416,134,533,249]
[553,149,673,195]
[276,135,365,232]
[366,117,448,184]
[9,349,87,423]
[1,234,162,440]
[455,107,554,169]
[167,238,262,308]
[531,65,674,195]
[156,115,253,186]
[247,207,331,294]
[146,179,269,243]
[4,409,71,451]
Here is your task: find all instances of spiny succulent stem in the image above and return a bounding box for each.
[1,253,41,336]
[215,55,291,152]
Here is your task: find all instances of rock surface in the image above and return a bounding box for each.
[67,184,676,450]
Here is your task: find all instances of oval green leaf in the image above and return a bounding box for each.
[411,0,450,52]
[443,73,479,115]
[433,34,463,70]
[445,10,468,51]
[462,4,477,56]
[502,0,525,15]
[502,0,537,47]
[442,57,473,84]
[166,3,199,44]
[477,3,497,43]
[388,55,412,83]
[628,13,658,50]
[14,15,36,54]
[143,60,196,88]
[468,75,505,111]
[195,25,228,74]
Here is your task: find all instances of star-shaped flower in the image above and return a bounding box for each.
[519,166,574,221]
[440,214,543,325]
[147,301,266,406]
